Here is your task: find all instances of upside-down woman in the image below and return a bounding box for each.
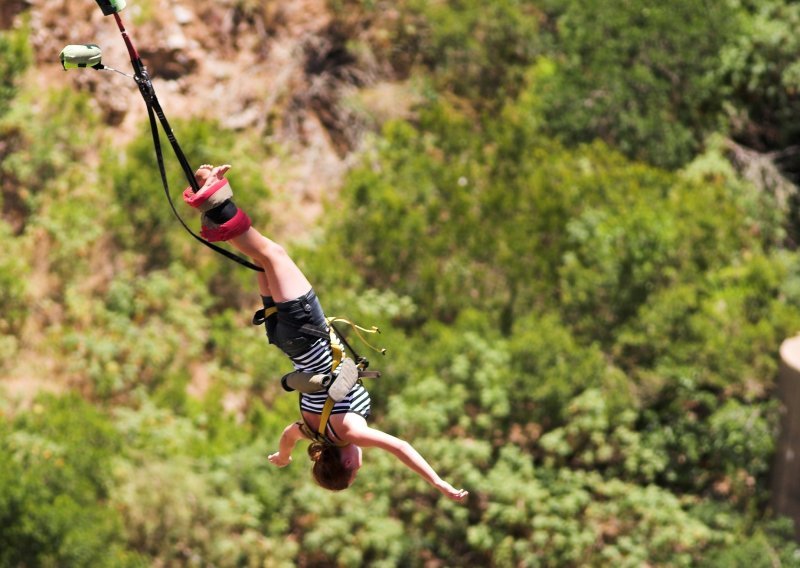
[183,164,468,501]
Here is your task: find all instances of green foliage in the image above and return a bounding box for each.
[467,446,722,567]
[707,399,777,496]
[328,113,488,322]
[703,517,800,567]
[681,134,787,249]
[538,389,669,483]
[0,86,103,268]
[110,396,301,566]
[0,24,31,117]
[207,306,288,394]
[333,0,542,106]
[58,264,211,400]
[717,0,800,152]
[536,0,739,168]
[3,1,800,565]
[680,254,799,390]
[407,0,543,104]
[293,488,409,566]
[112,456,297,567]
[558,169,759,345]
[508,311,630,425]
[618,251,800,393]
[0,221,29,363]
[0,395,141,567]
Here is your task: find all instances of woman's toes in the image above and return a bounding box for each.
[212,164,231,179]
[194,164,214,185]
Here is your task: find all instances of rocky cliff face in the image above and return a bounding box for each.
[8,0,386,229]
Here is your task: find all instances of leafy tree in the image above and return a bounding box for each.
[112,456,297,567]
[717,1,800,158]
[327,113,486,323]
[536,0,739,168]
[0,220,29,364]
[0,395,141,567]
[406,0,543,105]
[557,168,759,346]
[0,25,30,117]
[332,0,542,108]
[618,251,800,393]
[467,446,722,567]
[58,264,211,400]
[0,85,103,266]
[110,399,300,566]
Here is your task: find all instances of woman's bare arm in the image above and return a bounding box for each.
[268,422,305,467]
[343,422,468,502]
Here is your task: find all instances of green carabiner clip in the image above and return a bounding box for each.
[95,0,127,16]
[59,44,104,70]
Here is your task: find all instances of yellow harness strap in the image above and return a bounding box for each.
[326,316,386,356]
[318,398,335,437]
[317,316,384,439]
[318,330,343,438]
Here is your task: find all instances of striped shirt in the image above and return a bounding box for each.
[288,336,334,374]
[299,383,372,418]
[299,383,372,445]
[292,325,370,444]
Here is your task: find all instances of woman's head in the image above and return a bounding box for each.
[308,442,362,491]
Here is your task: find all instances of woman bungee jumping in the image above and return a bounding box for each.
[183,164,468,501]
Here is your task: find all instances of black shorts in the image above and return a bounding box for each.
[267,289,329,358]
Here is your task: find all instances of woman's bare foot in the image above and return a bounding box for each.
[197,164,232,193]
[194,164,213,186]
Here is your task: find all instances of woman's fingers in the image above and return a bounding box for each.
[449,489,469,502]
[438,482,469,502]
[268,452,291,467]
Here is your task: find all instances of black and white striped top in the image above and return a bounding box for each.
[288,336,334,374]
[292,331,371,426]
[298,381,372,445]
[299,383,372,419]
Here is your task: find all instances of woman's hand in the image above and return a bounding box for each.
[436,480,469,502]
[268,452,292,467]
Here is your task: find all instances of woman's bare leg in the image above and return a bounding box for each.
[230,227,312,303]
[188,164,311,303]
[256,269,272,298]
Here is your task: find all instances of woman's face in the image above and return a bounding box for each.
[340,444,363,483]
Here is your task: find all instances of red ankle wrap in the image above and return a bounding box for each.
[183,178,231,209]
[201,208,252,242]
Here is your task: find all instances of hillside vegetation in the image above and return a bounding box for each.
[3,0,800,566]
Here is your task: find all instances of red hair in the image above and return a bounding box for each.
[308,442,354,491]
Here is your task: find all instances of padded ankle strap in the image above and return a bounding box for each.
[183,178,234,212]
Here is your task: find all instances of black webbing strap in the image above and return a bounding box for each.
[112,10,262,272]
[144,101,264,272]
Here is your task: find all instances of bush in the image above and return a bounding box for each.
[535,0,739,168]
[0,394,140,567]
[717,1,800,155]
[558,166,757,346]
[0,221,29,338]
[0,25,31,117]
[467,446,722,567]
[58,264,211,400]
